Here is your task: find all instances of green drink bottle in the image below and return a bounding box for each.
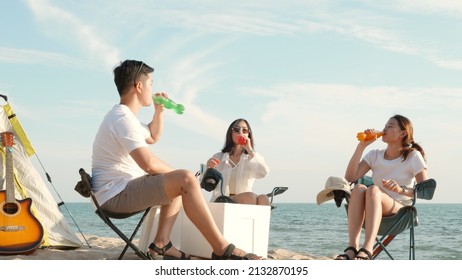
[152,95,185,115]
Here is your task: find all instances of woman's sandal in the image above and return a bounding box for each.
[211,243,259,260]
[147,241,190,260]
[354,248,372,260]
[335,246,358,260]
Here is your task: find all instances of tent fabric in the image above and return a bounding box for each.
[0,104,82,248]
[2,104,35,157]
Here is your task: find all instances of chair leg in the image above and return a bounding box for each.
[373,235,396,260]
[101,208,151,260]
[117,208,152,260]
[89,183,152,260]
[409,212,415,260]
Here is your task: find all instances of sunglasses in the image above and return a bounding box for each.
[133,62,144,86]
[232,126,250,134]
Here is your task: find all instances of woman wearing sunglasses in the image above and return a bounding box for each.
[205,118,270,205]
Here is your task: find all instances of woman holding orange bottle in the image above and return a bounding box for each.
[336,115,428,260]
[204,118,270,205]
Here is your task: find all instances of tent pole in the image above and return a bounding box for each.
[36,157,91,248]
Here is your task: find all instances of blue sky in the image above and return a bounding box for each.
[0,0,460,204]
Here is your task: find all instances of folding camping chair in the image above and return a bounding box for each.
[346,177,437,260]
[266,186,288,210]
[75,168,152,260]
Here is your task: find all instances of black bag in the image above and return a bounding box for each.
[200,168,234,203]
[200,168,223,192]
[74,168,92,198]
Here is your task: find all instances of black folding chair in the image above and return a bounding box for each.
[346,177,437,260]
[76,168,151,260]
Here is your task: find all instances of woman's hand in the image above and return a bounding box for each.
[358,129,379,147]
[239,135,254,153]
[381,179,403,194]
[206,158,220,169]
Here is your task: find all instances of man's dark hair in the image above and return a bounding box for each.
[113,60,154,96]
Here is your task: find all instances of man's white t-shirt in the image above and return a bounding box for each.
[363,149,427,205]
[91,104,150,206]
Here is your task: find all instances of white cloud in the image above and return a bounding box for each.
[380,0,462,17]
[18,0,462,71]
[156,2,462,70]
[0,47,89,68]
[25,0,120,69]
[250,83,462,109]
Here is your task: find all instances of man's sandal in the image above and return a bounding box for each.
[354,248,372,260]
[211,243,259,260]
[148,241,190,260]
[335,246,358,260]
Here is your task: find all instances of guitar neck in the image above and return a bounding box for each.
[5,147,15,204]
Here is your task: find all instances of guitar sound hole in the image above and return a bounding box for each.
[3,203,19,215]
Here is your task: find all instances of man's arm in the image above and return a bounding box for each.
[130,146,173,174]
[145,109,163,144]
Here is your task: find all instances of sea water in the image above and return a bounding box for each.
[61,202,462,260]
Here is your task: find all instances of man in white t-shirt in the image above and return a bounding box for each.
[91,59,260,260]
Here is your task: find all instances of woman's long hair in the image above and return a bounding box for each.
[392,115,426,162]
[221,118,254,155]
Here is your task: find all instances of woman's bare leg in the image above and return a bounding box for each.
[256,194,270,205]
[336,184,368,259]
[358,186,403,259]
[359,186,382,258]
[347,184,367,250]
[230,192,270,205]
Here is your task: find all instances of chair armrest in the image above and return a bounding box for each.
[266,186,288,203]
[414,178,437,200]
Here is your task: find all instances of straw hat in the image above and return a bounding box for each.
[316,176,352,205]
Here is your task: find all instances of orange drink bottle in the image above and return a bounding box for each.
[357,130,383,141]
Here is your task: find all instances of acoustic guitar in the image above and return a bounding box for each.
[0,131,44,255]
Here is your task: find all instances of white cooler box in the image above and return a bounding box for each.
[139,202,271,259]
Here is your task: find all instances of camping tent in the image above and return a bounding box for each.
[0,98,82,248]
